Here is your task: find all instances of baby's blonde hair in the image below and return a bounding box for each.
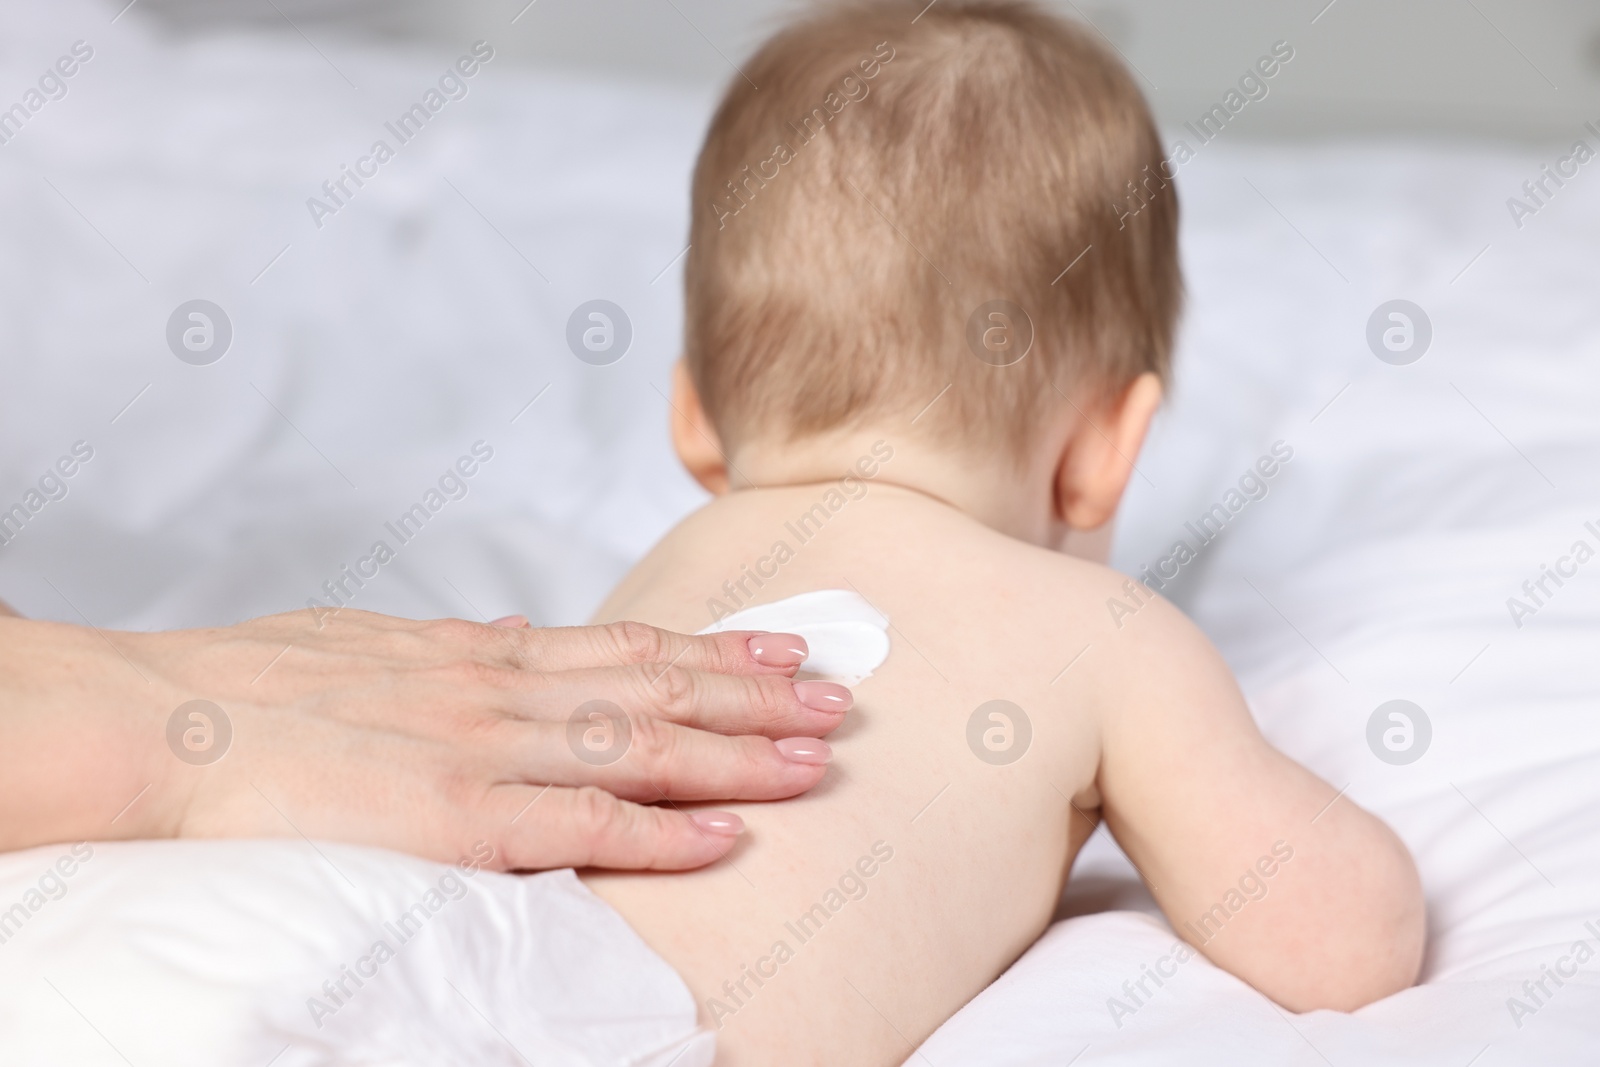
[685,0,1181,456]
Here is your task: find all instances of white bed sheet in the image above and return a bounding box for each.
[2,2,1598,1063]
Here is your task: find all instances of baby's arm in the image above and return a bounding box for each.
[1090,593,1424,1011]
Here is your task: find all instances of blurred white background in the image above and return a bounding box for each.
[131,0,1600,138]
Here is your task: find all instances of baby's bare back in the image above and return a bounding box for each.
[583,485,1115,1065]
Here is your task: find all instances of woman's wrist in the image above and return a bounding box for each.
[0,617,184,850]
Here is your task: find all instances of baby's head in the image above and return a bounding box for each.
[671,0,1181,552]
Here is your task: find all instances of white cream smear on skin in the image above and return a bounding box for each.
[697,589,890,685]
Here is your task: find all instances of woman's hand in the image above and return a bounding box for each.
[0,609,849,871]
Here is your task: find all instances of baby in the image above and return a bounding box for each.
[582,2,1424,1063]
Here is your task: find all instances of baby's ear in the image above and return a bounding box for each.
[1052,372,1162,533]
[670,360,730,494]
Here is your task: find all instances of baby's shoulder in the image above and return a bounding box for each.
[873,520,1209,688]
[1000,541,1198,655]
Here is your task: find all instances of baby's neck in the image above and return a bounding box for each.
[727,430,1062,550]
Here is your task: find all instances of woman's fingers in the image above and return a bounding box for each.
[494,716,832,803]
[487,784,746,871]
[503,662,851,739]
[502,620,810,677]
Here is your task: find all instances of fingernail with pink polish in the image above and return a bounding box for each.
[691,811,745,835]
[491,614,530,628]
[775,737,832,765]
[794,680,853,713]
[748,633,808,668]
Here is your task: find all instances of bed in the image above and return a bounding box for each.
[2,1,1598,1062]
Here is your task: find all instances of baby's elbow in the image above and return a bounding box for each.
[1348,843,1427,1009]
[1283,831,1426,1013]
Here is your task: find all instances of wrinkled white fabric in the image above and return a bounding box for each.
[0,843,710,1067]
